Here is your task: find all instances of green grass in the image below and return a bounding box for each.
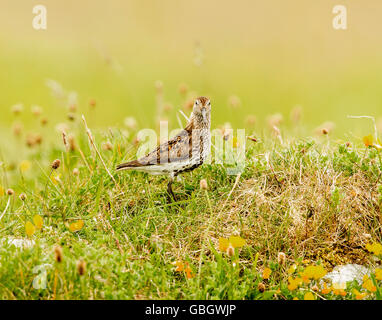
[1,111,382,299]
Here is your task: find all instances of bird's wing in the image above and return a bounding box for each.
[141,129,193,165]
[117,129,195,170]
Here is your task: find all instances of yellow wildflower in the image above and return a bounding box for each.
[375,268,382,281]
[33,215,43,229]
[304,292,315,300]
[69,219,84,232]
[19,160,31,173]
[228,236,245,248]
[300,265,327,281]
[173,261,193,279]
[333,288,347,296]
[0,185,4,197]
[321,282,331,295]
[288,264,297,274]
[332,282,346,290]
[25,221,36,237]
[363,134,374,148]
[353,289,367,300]
[262,267,272,279]
[362,275,377,292]
[218,236,245,252]
[185,265,194,279]
[173,261,184,272]
[301,274,311,284]
[331,282,347,296]
[366,242,382,256]
[288,277,303,291]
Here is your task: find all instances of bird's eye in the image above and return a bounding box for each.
[195,100,199,105]
[207,101,211,106]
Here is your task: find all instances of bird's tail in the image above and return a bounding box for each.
[116,160,143,171]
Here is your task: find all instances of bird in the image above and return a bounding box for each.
[116,96,211,201]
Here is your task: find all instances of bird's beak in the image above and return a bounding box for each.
[202,108,207,122]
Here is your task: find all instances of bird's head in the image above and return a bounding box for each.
[193,96,211,123]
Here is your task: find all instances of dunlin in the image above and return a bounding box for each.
[117,96,211,200]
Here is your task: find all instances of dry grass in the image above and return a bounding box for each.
[202,140,382,269]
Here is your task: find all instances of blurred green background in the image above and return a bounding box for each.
[1,0,382,141]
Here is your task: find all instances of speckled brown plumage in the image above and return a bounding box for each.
[116,96,211,200]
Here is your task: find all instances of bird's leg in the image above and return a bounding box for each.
[167,176,176,202]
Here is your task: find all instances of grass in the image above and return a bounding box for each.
[2,0,382,301]
[1,101,382,300]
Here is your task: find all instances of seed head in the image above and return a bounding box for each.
[124,117,137,130]
[163,103,173,112]
[19,193,26,201]
[66,134,75,152]
[245,115,257,126]
[89,99,96,108]
[73,168,80,176]
[183,99,194,110]
[316,122,335,136]
[178,83,188,96]
[26,134,37,148]
[228,95,241,109]
[51,159,61,170]
[54,245,63,263]
[31,105,42,117]
[155,80,163,93]
[55,123,69,134]
[268,113,283,128]
[69,104,77,112]
[67,113,75,121]
[25,133,42,147]
[40,118,48,126]
[12,123,23,137]
[200,179,208,190]
[62,131,68,150]
[6,188,14,196]
[77,260,86,276]
[257,282,266,293]
[35,134,42,145]
[226,245,235,257]
[277,252,286,265]
[11,104,23,115]
[102,142,113,151]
